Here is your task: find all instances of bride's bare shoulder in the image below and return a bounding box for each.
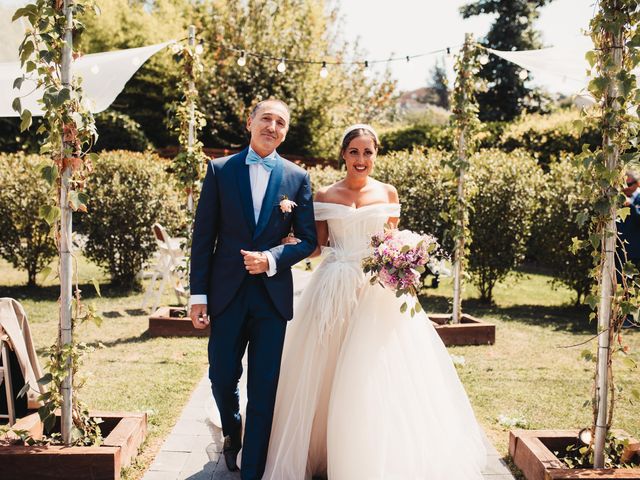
[315,181,346,203]
[369,179,399,203]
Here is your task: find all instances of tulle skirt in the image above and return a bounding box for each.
[263,260,486,480]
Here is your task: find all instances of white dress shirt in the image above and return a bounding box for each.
[190,147,278,307]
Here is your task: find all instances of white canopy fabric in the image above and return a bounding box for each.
[486,36,640,104]
[0,41,173,117]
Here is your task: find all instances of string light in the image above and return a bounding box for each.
[237,51,247,67]
[319,61,328,78]
[479,54,490,65]
[518,69,529,80]
[405,55,410,63]
[195,42,204,55]
[277,58,286,73]
[446,47,451,57]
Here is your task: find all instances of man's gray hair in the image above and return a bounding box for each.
[250,98,291,119]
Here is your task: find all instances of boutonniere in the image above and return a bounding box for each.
[279,195,297,214]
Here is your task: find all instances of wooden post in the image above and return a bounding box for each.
[452,33,473,324]
[593,24,623,469]
[60,0,74,446]
[187,25,196,213]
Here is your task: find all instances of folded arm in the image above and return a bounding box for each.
[268,173,317,269]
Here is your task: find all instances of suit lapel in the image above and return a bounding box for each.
[254,155,284,239]
[234,148,256,232]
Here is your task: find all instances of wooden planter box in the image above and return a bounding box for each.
[509,429,640,480]
[430,313,495,346]
[148,306,209,337]
[0,411,147,480]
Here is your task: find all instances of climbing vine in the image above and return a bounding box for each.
[572,0,640,463]
[12,0,102,445]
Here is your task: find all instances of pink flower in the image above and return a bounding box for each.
[279,196,297,214]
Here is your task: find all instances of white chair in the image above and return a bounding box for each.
[142,223,188,312]
[0,298,47,427]
[0,335,16,425]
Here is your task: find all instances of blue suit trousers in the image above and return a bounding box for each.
[208,275,287,480]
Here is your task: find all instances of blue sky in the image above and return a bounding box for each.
[338,0,595,94]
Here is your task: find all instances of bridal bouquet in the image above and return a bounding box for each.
[362,228,441,316]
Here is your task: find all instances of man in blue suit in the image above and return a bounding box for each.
[616,171,640,329]
[189,99,317,479]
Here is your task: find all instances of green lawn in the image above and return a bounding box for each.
[420,270,640,476]
[0,258,208,480]
[1,259,638,479]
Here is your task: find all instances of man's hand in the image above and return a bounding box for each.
[190,304,210,329]
[241,249,269,274]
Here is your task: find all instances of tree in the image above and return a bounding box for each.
[193,0,396,158]
[460,0,553,121]
[80,0,193,148]
[428,57,450,110]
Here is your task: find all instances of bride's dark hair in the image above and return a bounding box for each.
[339,128,379,164]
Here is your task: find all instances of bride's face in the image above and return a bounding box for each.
[343,135,376,178]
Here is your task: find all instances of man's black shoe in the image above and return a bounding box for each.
[223,435,241,472]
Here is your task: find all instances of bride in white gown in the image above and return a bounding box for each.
[263,125,486,480]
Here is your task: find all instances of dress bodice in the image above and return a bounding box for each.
[305,202,401,338]
[313,202,401,262]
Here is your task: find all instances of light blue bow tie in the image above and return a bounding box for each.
[246,150,277,172]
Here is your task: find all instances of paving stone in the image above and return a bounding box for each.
[143,471,182,480]
[482,456,513,475]
[148,450,190,473]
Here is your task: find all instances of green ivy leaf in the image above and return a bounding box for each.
[13,77,24,90]
[39,266,53,281]
[618,207,630,222]
[11,97,21,113]
[20,109,32,132]
[41,164,59,186]
[39,205,61,226]
[37,373,53,386]
[91,278,101,297]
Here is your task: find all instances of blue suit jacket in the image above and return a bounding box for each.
[618,193,640,260]
[190,147,317,320]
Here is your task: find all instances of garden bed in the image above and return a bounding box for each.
[148,306,209,337]
[430,313,495,346]
[0,411,147,480]
[509,429,640,480]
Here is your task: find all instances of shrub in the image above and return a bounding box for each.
[467,149,544,303]
[81,151,185,290]
[498,110,601,167]
[374,149,455,251]
[379,124,454,154]
[0,153,57,286]
[307,164,345,194]
[531,157,594,304]
[93,110,152,152]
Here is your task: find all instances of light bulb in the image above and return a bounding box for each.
[90,64,100,75]
[319,62,328,78]
[363,60,371,78]
[277,58,286,73]
[479,54,489,65]
[195,43,204,55]
[446,47,451,57]
[237,52,247,67]
[518,69,528,80]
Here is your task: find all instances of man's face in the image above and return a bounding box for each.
[246,101,290,156]
[624,175,638,197]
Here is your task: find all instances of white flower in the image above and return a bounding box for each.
[279,197,297,214]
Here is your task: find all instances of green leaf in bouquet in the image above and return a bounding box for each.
[400,302,408,313]
[415,265,426,274]
[401,245,410,253]
[410,307,415,317]
[370,276,378,285]
[396,289,403,297]
[415,302,423,313]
